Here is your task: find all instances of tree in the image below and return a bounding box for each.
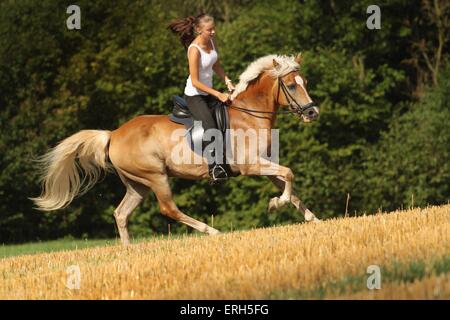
[362,64,450,211]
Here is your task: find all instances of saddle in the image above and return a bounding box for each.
[168,95,238,179]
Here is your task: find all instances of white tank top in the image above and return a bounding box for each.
[184,39,218,96]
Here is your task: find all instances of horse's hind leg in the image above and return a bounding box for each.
[114,173,150,245]
[148,173,220,235]
[268,176,320,222]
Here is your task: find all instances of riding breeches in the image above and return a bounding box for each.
[184,94,219,148]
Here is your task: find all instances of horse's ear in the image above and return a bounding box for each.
[295,53,302,65]
[273,59,280,69]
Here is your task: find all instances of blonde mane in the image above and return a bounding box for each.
[230,54,300,100]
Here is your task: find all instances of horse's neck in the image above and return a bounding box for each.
[229,76,278,131]
[229,98,276,130]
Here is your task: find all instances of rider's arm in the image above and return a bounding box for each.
[212,60,231,84]
[211,39,231,85]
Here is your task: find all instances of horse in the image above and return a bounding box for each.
[31,53,320,245]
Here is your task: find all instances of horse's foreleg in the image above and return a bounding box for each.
[241,163,294,211]
[268,176,320,222]
[149,173,220,235]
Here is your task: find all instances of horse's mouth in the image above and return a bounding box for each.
[301,109,320,123]
[301,115,318,123]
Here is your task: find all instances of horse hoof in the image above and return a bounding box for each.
[208,228,221,236]
[304,209,320,223]
[268,197,280,212]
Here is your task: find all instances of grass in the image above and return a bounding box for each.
[336,274,450,299]
[268,255,450,299]
[0,204,448,299]
[0,234,189,259]
[0,238,118,259]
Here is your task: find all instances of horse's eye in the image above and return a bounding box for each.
[288,84,296,91]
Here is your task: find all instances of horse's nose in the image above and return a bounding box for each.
[308,106,319,118]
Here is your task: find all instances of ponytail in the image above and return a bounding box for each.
[167,13,213,50]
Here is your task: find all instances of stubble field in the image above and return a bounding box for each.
[1,205,449,299]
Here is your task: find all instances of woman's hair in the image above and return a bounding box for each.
[167,13,214,50]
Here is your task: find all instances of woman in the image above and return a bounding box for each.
[168,13,235,182]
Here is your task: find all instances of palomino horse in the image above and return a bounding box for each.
[31,53,320,245]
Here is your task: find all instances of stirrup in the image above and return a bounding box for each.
[209,164,228,184]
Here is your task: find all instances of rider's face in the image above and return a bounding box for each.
[198,21,215,39]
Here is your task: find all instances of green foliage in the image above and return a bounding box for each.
[0,0,448,243]
[362,64,450,211]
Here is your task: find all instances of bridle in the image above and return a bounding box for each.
[276,74,317,117]
[227,72,316,118]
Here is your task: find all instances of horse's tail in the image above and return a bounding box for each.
[30,130,112,211]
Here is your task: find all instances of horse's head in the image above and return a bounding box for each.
[273,54,319,123]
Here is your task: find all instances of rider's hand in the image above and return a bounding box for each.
[217,92,230,103]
